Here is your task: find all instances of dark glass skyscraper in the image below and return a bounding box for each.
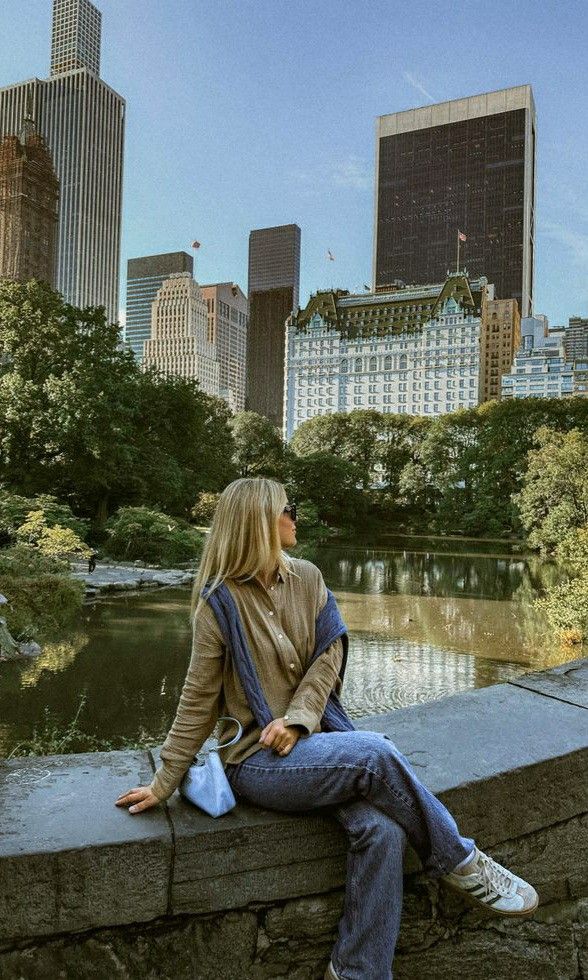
[374,86,536,316]
[246,224,301,429]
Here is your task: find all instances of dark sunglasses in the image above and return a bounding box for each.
[283,503,297,523]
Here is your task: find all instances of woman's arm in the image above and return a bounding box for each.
[282,636,343,735]
[116,604,224,812]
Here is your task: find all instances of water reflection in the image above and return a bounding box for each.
[0,540,579,756]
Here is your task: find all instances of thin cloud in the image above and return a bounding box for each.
[290,155,371,192]
[403,71,436,103]
[540,220,588,268]
[332,155,371,190]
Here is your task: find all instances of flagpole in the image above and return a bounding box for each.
[456,230,460,275]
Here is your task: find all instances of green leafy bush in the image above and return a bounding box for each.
[15,511,92,558]
[105,506,204,565]
[191,491,220,526]
[0,491,89,545]
[0,544,84,640]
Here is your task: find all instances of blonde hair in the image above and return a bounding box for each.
[191,477,297,622]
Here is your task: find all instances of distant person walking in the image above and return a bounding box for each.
[88,552,97,574]
[116,477,538,979]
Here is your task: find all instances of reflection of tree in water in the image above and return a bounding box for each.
[19,633,88,687]
[306,545,540,601]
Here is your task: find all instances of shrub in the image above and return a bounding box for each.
[15,511,92,559]
[105,506,204,566]
[191,491,220,526]
[0,544,84,640]
[0,491,89,545]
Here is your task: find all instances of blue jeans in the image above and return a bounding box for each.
[226,730,474,980]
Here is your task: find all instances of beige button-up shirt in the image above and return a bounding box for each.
[150,557,344,801]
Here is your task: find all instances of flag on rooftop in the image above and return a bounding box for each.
[327,250,335,261]
[458,231,467,242]
[191,240,201,249]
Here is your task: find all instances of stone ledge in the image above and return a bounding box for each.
[0,659,586,946]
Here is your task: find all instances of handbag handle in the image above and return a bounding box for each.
[211,716,243,752]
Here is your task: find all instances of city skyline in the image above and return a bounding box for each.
[0,0,586,325]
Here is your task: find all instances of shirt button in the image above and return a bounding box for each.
[289,663,295,669]
[268,610,274,616]
[270,586,275,591]
[277,633,283,639]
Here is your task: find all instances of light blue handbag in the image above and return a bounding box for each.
[179,716,243,817]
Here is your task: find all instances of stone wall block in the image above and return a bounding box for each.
[264,892,344,939]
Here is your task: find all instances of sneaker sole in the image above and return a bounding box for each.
[441,877,539,918]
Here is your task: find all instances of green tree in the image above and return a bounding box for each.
[230,411,288,479]
[290,413,350,457]
[290,452,366,527]
[514,426,588,553]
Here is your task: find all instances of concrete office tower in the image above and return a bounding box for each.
[125,252,193,361]
[143,272,220,397]
[479,298,521,403]
[0,0,125,323]
[284,273,492,441]
[247,223,301,429]
[374,86,536,317]
[201,283,249,413]
[51,0,101,76]
[0,113,59,285]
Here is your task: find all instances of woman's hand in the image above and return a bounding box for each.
[259,718,301,756]
[115,786,160,814]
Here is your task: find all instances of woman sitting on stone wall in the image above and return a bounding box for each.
[116,476,538,980]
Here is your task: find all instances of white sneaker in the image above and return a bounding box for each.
[324,961,341,980]
[442,846,539,917]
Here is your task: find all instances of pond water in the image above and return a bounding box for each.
[0,535,577,756]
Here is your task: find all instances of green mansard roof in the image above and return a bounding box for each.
[292,273,485,339]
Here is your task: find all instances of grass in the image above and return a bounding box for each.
[5,693,169,760]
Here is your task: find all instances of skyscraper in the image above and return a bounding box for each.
[0,112,59,285]
[143,272,220,397]
[0,0,125,323]
[201,282,249,413]
[125,252,193,361]
[374,86,536,316]
[246,223,301,429]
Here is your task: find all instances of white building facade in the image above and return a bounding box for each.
[284,274,491,441]
[501,316,588,400]
[143,273,220,397]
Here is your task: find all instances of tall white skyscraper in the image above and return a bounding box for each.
[0,0,125,323]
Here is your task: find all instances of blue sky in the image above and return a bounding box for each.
[1,0,587,324]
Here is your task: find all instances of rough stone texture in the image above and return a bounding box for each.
[509,657,588,710]
[0,750,171,943]
[0,660,586,977]
[167,789,348,916]
[356,680,588,846]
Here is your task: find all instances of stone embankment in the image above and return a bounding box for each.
[0,659,586,979]
[70,560,195,598]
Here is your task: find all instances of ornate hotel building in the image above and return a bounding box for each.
[283,273,493,441]
[201,282,249,413]
[143,272,220,397]
[374,86,536,317]
[0,114,59,285]
[0,0,125,323]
